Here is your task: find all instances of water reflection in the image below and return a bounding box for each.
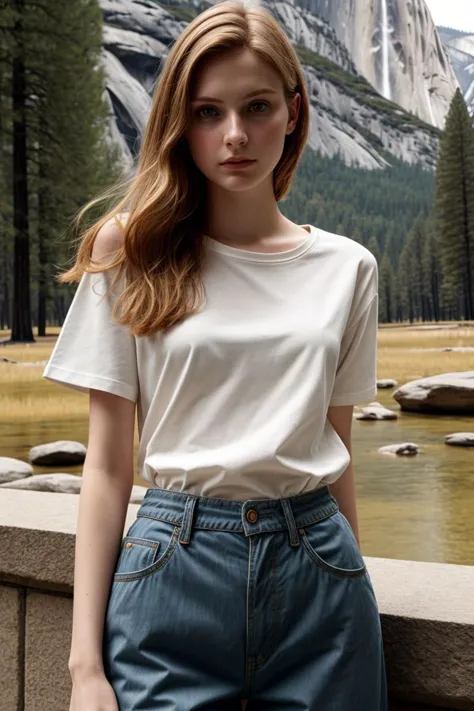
[1,396,473,566]
[353,392,474,565]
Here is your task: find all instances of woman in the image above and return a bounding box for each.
[43,2,388,709]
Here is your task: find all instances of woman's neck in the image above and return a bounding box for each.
[204,181,297,248]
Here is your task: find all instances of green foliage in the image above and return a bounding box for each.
[1,0,124,335]
[367,236,381,265]
[397,215,434,322]
[379,249,395,323]
[435,89,474,319]
[282,148,435,258]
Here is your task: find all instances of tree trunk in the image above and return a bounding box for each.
[10,0,33,343]
[37,139,48,337]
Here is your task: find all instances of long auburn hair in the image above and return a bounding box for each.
[57,0,310,336]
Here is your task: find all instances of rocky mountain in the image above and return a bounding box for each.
[297,0,459,129]
[100,0,440,173]
[438,26,474,115]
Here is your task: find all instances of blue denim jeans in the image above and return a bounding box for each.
[103,485,388,710]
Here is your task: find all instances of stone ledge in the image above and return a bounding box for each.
[0,585,23,710]
[0,489,138,592]
[25,590,73,711]
[1,489,474,710]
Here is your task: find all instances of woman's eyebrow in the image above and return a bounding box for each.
[191,88,278,103]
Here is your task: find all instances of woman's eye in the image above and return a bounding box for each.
[195,101,270,119]
[196,106,217,119]
[249,101,269,113]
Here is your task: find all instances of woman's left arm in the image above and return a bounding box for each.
[326,404,361,549]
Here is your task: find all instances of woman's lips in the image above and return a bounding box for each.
[221,159,256,169]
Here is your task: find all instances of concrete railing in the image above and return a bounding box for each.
[1,489,473,711]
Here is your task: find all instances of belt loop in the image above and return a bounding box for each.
[179,495,197,546]
[281,498,300,547]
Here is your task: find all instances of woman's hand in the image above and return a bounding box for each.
[69,671,119,711]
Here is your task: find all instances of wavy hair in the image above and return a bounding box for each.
[57,0,310,336]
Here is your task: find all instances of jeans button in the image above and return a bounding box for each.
[246,509,258,523]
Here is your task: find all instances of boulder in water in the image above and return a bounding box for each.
[0,473,81,493]
[355,405,398,420]
[378,443,420,456]
[0,457,33,484]
[445,433,474,447]
[29,441,87,466]
[377,379,398,389]
[392,371,474,414]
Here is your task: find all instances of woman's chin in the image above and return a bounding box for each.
[207,172,272,195]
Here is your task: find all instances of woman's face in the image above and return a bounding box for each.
[185,47,300,194]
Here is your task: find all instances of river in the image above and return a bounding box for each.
[2,388,473,566]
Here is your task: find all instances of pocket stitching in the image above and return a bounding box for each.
[113,538,160,579]
[123,536,159,549]
[299,515,367,580]
[113,525,180,583]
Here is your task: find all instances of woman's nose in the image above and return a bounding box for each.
[224,114,248,145]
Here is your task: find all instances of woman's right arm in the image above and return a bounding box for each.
[67,221,136,684]
[68,388,136,681]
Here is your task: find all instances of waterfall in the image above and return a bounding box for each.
[381,0,391,100]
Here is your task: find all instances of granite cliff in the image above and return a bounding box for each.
[438,26,474,115]
[100,0,440,172]
[298,0,459,129]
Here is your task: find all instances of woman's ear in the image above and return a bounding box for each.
[286,93,301,135]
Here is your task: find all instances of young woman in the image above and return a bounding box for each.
[43,2,388,709]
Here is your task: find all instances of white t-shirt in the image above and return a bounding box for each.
[43,225,378,500]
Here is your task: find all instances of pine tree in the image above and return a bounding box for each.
[398,243,415,323]
[0,3,14,331]
[367,235,381,265]
[10,0,33,342]
[435,88,474,320]
[422,217,441,322]
[1,0,121,341]
[406,215,428,321]
[379,245,395,323]
[29,0,122,336]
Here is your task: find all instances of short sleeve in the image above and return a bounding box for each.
[329,293,379,406]
[329,249,379,407]
[42,267,139,403]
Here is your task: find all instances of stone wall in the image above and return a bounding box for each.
[1,490,473,711]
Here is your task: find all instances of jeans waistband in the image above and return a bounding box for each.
[137,485,339,548]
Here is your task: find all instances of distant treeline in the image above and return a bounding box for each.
[1,0,473,338]
[283,89,474,323]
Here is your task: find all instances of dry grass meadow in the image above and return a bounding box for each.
[1,322,474,423]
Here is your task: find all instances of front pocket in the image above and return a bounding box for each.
[299,511,367,579]
[114,536,160,577]
[113,517,180,583]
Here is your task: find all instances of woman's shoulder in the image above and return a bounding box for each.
[91,213,128,262]
[312,226,377,271]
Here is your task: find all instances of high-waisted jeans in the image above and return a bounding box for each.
[103,485,388,710]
